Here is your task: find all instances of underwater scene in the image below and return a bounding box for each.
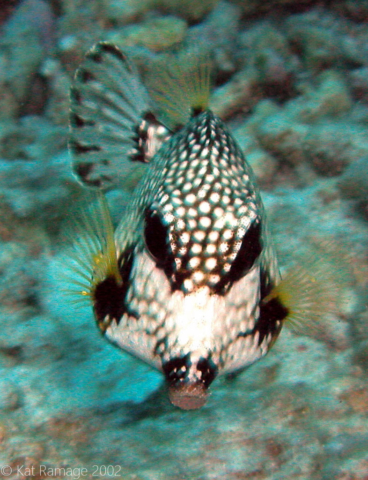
[0,0,368,478]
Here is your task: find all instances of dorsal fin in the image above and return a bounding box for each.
[147,48,212,130]
[69,42,170,190]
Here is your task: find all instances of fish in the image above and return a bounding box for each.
[66,42,349,410]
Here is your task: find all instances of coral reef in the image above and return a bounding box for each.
[338,156,368,219]
[0,0,367,479]
[230,0,318,16]
[106,15,188,51]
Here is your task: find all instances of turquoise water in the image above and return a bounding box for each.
[0,1,367,479]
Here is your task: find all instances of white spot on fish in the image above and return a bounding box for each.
[205,258,217,270]
[208,231,219,242]
[189,257,201,268]
[199,201,211,214]
[206,244,216,255]
[199,217,211,229]
[185,194,196,205]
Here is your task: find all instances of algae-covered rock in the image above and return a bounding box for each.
[254,111,309,166]
[286,14,345,71]
[186,1,241,80]
[0,116,72,229]
[337,156,368,217]
[239,23,299,101]
[102,0,154,25]
[107,16,187,52]
[350,67,368,104]
[332,0,368,22]
[0,82,19,121]
[210,67,261,119]
[290,70,353,123]
[0,379,22,412]
[0,0,55,120]
[104,0,218,24]
[41,58,71,126]
[157,0,219,22]
[286,8,366,71]
[230,0,315,16]
[239,22,297,71]
[303,124,368,176]
[251,109,368,178]
[0,240,43,313]
[0,22,43,118]
[238,70,366,183]
[245,149,279,186]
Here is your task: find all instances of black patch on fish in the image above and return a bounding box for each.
[163,355,218,389]
[73,161,112,187]
[87,47,103,63]
[259,295,288,327]
[192,105,205,117]
[259,265,273,299]
[230,221,263,279]
[86,43,130,70]
[70,113,95,128]
[131,112,156,163]
[154,336,169,356]
[191,106,205,117]
[162,354,191,385]
[70,87,82,104]
[93,249,136,330]
[76,68,94,83]
[197,357,218,387]
[74,162,93,182]
[215,221,263,295]
[93,276,126,331]
[69,140,101,155]
[144,215,196,291]
[234,269,286,346]
[256,268,288,344]
[130,112,168,164]
[98,42,127,63]
[100,42,126,60]
[117,249,138,317]
[144,207,175,278]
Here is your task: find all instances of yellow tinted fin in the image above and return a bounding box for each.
[62,191,121,306]
[147,48,212,130]
[263,240,353,337]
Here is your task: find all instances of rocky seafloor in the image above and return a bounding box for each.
[0,0,368,479]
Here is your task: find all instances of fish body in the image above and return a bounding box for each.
[105,110,283,408]
[67,43,343,409]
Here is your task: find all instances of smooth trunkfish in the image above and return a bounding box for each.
[65,42,348,410]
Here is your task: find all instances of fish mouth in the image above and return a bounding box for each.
[163,354,218,409]
[168,381,209,410]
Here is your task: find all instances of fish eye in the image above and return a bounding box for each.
[228,221,263,281]
[144,207,171,266]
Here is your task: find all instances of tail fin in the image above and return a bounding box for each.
[69,42,170,190]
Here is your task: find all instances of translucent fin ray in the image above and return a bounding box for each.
[147,48,212,130]
[62,191,121,305]
[69,42,169,190]
[265,239,354,337]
